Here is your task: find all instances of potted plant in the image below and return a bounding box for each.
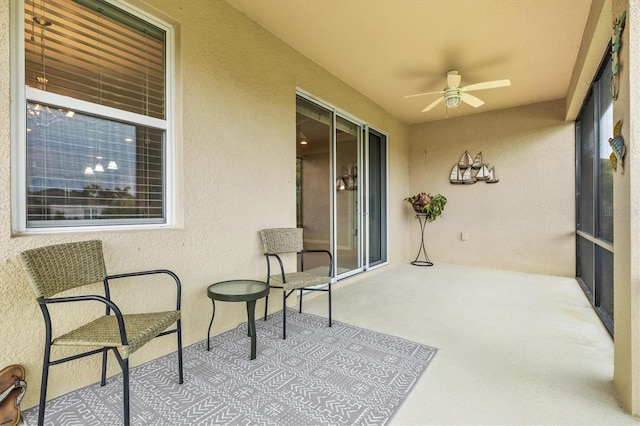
[404,192,447,222]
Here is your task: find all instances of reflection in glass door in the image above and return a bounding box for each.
[335,116,362,277]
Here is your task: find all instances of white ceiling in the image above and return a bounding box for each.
[226,0,593,124]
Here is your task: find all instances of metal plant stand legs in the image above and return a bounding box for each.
[411,213,433,266]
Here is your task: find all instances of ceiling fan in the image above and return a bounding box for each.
[404,70,511,112]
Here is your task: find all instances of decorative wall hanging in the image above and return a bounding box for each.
[609,120,626,173]
[450,151,498,184]
[611,10,626,101]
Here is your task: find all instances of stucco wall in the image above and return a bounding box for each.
[613,0,640,414]
[408,100,575,276]
[0,0,410,407]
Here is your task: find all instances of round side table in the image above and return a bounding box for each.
[206,279,269,360]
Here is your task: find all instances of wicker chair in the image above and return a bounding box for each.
[259,228,333,339]
[18,240,183,426]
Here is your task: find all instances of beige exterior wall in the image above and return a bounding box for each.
[408,101,576,276]
[613,0,640,415]
[0,0,410,407]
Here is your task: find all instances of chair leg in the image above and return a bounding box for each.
[113,349,130,426]
[328,283,332,327]
[177,320,184,384]
[299,289,303,313]
[101,349,108,386]
[123,360,130,426]
[37,343,52,426]
[282,290,287,339]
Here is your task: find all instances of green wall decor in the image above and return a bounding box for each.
[610,10,626,101]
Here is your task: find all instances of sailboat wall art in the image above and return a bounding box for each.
[450,151,499,184]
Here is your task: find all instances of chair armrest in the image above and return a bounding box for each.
[300,249,332,258]
[299,249,333,276]
[104,269,181,311]
[264,253,287,283]
[38,294,129,346]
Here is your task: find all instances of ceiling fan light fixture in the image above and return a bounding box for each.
[406,71,510,114]
[444,89,461,108]
[297,128,308,145]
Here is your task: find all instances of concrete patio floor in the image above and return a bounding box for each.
[302,263,637,425]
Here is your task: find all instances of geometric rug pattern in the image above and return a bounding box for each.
[23,309,437,425]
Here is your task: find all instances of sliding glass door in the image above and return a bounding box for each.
[296,93,388,279]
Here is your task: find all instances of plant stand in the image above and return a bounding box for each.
[411,213,433,266]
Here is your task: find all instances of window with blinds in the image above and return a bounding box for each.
[22,0,169,228]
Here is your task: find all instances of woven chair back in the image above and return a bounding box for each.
[259,228,303,254]
[19,240,108,299]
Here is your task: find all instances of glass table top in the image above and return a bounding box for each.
[207,279,269,302]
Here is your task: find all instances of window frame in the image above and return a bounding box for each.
[11,0,176,233]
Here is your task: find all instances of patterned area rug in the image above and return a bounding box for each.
[23,310,437,425]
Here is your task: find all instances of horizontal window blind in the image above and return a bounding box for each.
[25,0,165,119]
[26,104,164,225]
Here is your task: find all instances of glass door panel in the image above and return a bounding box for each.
[577,235,595,298]
[367,128,387,267]
[597,61,613,243]
[596,245,613,328]
[296,97,332,274]
[335,116,361,276]
[577,95,595,234]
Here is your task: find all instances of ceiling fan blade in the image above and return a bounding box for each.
[447,71,461,88]
[460,92,485,108]
[461,79,510,92]
[422,97,444,112]
[403,90,444,99]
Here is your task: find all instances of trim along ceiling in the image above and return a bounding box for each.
[226,0,594,124]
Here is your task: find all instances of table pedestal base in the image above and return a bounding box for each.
[206,280,269,360]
